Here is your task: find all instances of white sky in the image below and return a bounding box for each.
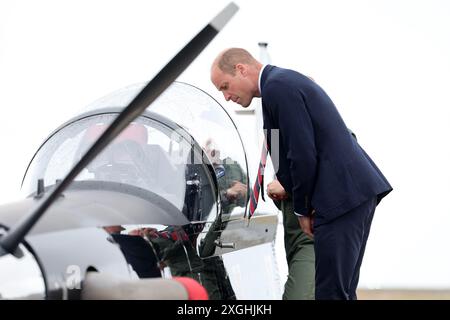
[1,0,450,289]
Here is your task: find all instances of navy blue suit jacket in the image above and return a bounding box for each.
[261,65,392,224]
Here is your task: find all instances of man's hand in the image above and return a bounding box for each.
[267,180,288,201]
[128,227,158,237]
[298,212,315,239]
[226,181,247,201]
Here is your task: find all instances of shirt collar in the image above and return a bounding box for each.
[258,64,267,95]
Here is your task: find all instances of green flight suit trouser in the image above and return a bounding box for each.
[281,199,315,300]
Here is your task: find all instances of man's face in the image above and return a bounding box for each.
[204,139,221,165]
[211,65,255,108]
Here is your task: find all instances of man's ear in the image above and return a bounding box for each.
[235,63,247,76]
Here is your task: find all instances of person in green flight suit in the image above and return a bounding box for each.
[267,179,315,300]
[217,157,248,214]
[203,138,248,215]
[195,138,249,299]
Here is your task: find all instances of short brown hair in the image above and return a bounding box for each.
[216,48,257,75]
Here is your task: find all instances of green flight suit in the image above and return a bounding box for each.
[218,157,248,214]
[280,198,315,300]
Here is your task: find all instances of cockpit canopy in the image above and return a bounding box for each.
[21,82,249,222]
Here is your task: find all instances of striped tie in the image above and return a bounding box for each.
[248,139,268,219]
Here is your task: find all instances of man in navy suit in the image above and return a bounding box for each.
[210,48,392,300]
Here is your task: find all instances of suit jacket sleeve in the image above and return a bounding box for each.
[264,81,317,216]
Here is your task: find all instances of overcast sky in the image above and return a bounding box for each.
[1,0,450,289]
